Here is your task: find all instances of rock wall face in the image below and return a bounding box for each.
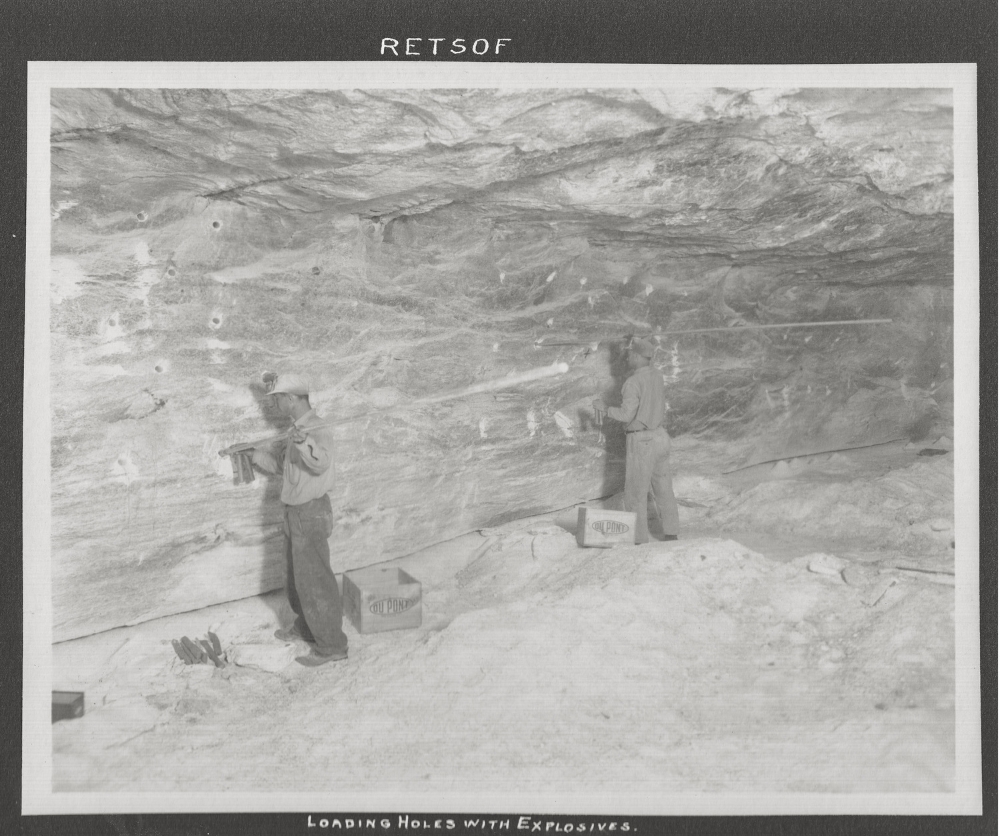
[48,88,954,640]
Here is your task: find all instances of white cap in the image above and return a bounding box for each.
[268,373,310,396]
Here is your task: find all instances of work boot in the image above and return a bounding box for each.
[296,649,348,667]
[274,626,313,644]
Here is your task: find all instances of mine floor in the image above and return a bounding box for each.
[50,443,957,801]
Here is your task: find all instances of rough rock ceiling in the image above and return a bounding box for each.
[49,88,954,640]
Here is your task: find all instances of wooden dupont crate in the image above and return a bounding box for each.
[343,566,422,634]
[576,507,637,548]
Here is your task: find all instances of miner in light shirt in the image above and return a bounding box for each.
[252,373,349,667]
[593,338,680,545]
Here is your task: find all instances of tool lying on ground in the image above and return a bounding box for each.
[220,362,570,484]
[172,632,227,667]
[533,318,894,348]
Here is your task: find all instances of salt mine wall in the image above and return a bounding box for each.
[48,88,954,641]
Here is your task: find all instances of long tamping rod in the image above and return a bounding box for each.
[219,362,571,459]
[534,318,893,347]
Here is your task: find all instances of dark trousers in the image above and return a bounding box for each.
[624,427,680,544]
[284,496,348,656]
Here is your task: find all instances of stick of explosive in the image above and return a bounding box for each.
[533,318,894,347]
[219,362,570,479]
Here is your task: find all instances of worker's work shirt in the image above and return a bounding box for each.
[254,410,337,506]
[605,366,666,433]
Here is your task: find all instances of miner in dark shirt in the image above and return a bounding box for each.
[593,338,680,544]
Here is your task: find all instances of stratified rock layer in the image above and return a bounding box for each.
[49,89,954,640]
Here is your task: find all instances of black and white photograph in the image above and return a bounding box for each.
[22,61,981,819]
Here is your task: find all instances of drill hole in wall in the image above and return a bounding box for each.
[136,211,148,222]
[167,268,176,277]
[212,317,221,326]
[212,221,222,230]
[154,365,164,373]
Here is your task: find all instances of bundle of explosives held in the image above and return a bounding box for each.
[172,632,227,668]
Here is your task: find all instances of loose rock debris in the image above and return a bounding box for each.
[53,521,955,795]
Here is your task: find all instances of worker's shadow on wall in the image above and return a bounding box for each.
[576,341,629,505]
[247,382,290,621]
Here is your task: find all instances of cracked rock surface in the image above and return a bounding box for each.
[49,88,953,639]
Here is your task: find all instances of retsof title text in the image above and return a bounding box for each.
[381,38,511,57]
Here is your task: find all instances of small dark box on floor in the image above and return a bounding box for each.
[343,566,422,634]
[52,691,84,723]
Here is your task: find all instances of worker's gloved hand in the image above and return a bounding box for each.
[249,447,281,478]
[288,426,308,444]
